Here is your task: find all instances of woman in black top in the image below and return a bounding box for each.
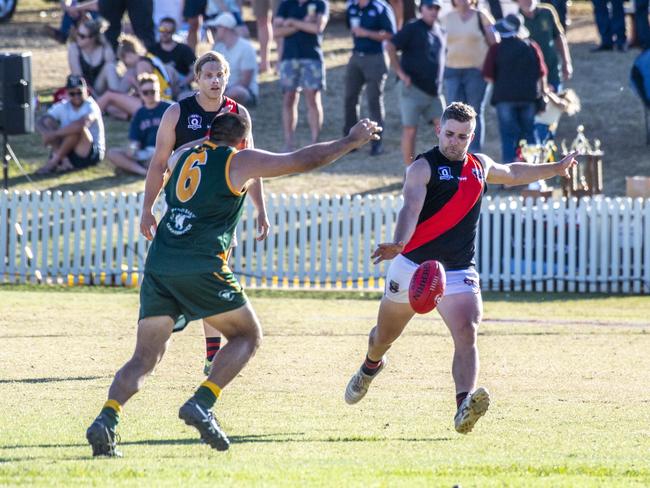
[67,15,119,96]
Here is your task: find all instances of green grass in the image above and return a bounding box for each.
[1,289,650,486]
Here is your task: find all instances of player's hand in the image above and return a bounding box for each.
[256,213,270,241]
[398,72,412,87]
[349,118,382,148]
[371,241,405,264]
[557,150,578,178]
[140,209,158,241]
[563,62,573,81]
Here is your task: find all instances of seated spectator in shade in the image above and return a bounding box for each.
[35,75,105,174]
[149,17,197,89]
[97,34,179,120]
[107,74,172,175]
[67,14,119,96]
[208,13,259,106]
[45,0,99,44]
[482,14,548,162]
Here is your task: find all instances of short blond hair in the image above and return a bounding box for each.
[194,51,230,77]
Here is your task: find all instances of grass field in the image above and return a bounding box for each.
[1,288,650,486]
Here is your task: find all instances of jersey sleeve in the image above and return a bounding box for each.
[391,23,412,50]
[475,152,495,177]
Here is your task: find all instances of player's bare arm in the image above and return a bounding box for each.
[481,151,578,186]
[140,103,180,241]
[167,137,207,170]
[238,105,270,241]
[372,159,429,264]
[229,119,381,191]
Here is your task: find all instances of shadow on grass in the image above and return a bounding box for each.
[1,433,453,454]
[0,375,106,384]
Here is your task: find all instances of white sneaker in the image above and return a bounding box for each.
[344,357,387,405]
[454,387,490,434]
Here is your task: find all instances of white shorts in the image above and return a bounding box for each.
[384,254,480,304]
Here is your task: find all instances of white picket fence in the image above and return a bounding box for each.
[1,190,649,293]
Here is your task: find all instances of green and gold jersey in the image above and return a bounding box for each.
[145,142,246,275]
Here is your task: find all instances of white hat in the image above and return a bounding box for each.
[205,12,237,30]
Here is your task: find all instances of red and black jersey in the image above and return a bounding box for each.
[402,147,487,270]
[174,94,241,150]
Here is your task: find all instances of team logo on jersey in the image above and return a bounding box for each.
[218,290,235,301]
[187,114,202,130]
[389,280,400,293]
[166,208,196,235]
[472,168,484,181]
[438,166,453,181]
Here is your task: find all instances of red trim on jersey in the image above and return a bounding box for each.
[402,154,484,254]
[206,97,240,139]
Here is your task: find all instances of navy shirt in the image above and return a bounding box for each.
[277,0,329,61]
[346,0,396,54]
[391,19,446,96]
[128,101,172,148]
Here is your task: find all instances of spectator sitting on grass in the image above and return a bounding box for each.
[97,34,179,120]
[67,14,119,96]
[35,75,105,174]
[149,17,197,90]
[208,13,259,106]
[106,74,172,176]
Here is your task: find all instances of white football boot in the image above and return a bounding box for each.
[344,357,387,405]
[454,387,490,434]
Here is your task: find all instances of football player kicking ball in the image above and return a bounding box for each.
[85,113,381,457]
[344,102,578,434]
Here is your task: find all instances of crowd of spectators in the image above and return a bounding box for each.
[36,0,650,176]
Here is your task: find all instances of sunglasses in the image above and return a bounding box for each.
[67,90,83,97]
[141,89,157,96]
[77,32,93,39]
[158,27,174,33]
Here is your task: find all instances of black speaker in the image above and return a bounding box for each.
[0,52,34,135]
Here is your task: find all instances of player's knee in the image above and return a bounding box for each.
[247,321,263,355]
[455,321,479,346]
[130,349,159,375]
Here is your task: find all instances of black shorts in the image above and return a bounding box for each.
[68,144,101,169]
[183,0,207,18]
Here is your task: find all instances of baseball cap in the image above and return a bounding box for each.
[420,0,442,8]
[204,12,238,29]
[65,75,87,90]
[494,13,529,38]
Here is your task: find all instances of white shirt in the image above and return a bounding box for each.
[47,97,105,158]
[214,37,259,97]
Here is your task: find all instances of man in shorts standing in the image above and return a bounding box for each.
[85,113,381,456]
[386,0,446,165]
[344,102,578,434]
[274,0,329,150]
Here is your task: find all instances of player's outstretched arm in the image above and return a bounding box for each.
[140,104,180,241]
[228,119,381,191]
[482,151,578,186]
[372,158,429,263]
